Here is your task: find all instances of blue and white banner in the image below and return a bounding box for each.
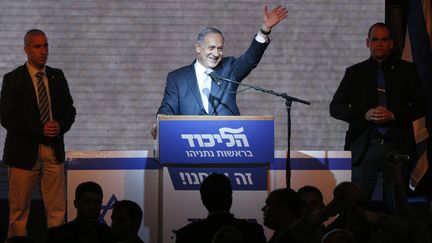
[66,151,159,243]
[67,150,352,243]
[167,166,268,190]
[159,117,274,165]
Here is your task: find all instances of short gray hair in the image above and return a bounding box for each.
[196,27,225,45]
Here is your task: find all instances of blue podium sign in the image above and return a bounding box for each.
[157,115,274,165]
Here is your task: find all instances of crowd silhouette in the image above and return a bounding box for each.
[0,171,431,243]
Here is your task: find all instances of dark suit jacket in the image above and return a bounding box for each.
[157,37,269,116]
[329,56,426,163]
[0,64,76,170]
[175,212,267,243]
[46,219,111,243]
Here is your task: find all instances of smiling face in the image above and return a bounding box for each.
[24,33,48,70]
[366,25,393,62]
[195,32,224,69]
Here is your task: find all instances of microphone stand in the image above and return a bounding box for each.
[213,74,310,188]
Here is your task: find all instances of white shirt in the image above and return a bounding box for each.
[194,61,212,113]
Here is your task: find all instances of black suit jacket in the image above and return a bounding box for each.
[330,56,426,163]
[175,212,267,243]
[0,64,76,170]
[157,37,269,116]
[46,219,111,243]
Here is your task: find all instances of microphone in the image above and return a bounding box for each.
[205,69,221,85]
[204,69,310,105]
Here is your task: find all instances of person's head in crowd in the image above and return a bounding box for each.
[200,173,232,212]
[297,185,325,215]
[366,22,393,63]
[24,29,48,70]
[333,181,365,204]
[212,226,244,243]
[5,236,34,243]
[74,181,103,221]
[195,27,225,69]
[333,182,373,242]
[321,229,355,243]
[262,188,302,231]
[111,200,143,241]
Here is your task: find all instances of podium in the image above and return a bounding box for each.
[156,115,274,242]
[156,115,274,165]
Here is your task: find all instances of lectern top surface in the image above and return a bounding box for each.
[157,115,274,121]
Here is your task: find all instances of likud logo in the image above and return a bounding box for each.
[181,127,250,148]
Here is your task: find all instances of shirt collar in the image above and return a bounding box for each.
[26,62,46,78]
[194,60,211,75]
[370,54,396,68]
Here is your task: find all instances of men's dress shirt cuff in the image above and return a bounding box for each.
[255,32,268,43]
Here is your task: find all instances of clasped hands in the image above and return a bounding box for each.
[365,106,395,123]
[43,120,60,138]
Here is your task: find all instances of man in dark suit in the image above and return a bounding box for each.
[175,173,267,243]
[46,181,110,243]
[0,29,76,237]
[152,5,288,137]
[329,23,426,213]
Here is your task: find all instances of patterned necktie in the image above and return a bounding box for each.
[376,66,388,135]
[36,71,50,123]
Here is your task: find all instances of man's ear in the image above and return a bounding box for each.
[366,38,370,48]
[195,43,201,54]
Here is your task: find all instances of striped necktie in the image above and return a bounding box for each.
[36,71,50,123]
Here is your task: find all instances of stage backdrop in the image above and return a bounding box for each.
[0,0,384,158]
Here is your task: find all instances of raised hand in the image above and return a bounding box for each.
[262,5,288,31]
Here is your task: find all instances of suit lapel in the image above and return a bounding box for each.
[45,66,55,96]
[365,59,378,107]
[20,65,40,112]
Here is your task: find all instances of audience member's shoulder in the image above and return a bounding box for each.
[47,221,73,233]
[95,220,111,232]
[46,222,74,242]
[234,217,262,227]
[232,218,266,243]
[231,217,265,237]
[175,220,205,236]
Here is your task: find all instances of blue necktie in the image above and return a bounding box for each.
[376,66,388,135]
[36,72,50,123]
